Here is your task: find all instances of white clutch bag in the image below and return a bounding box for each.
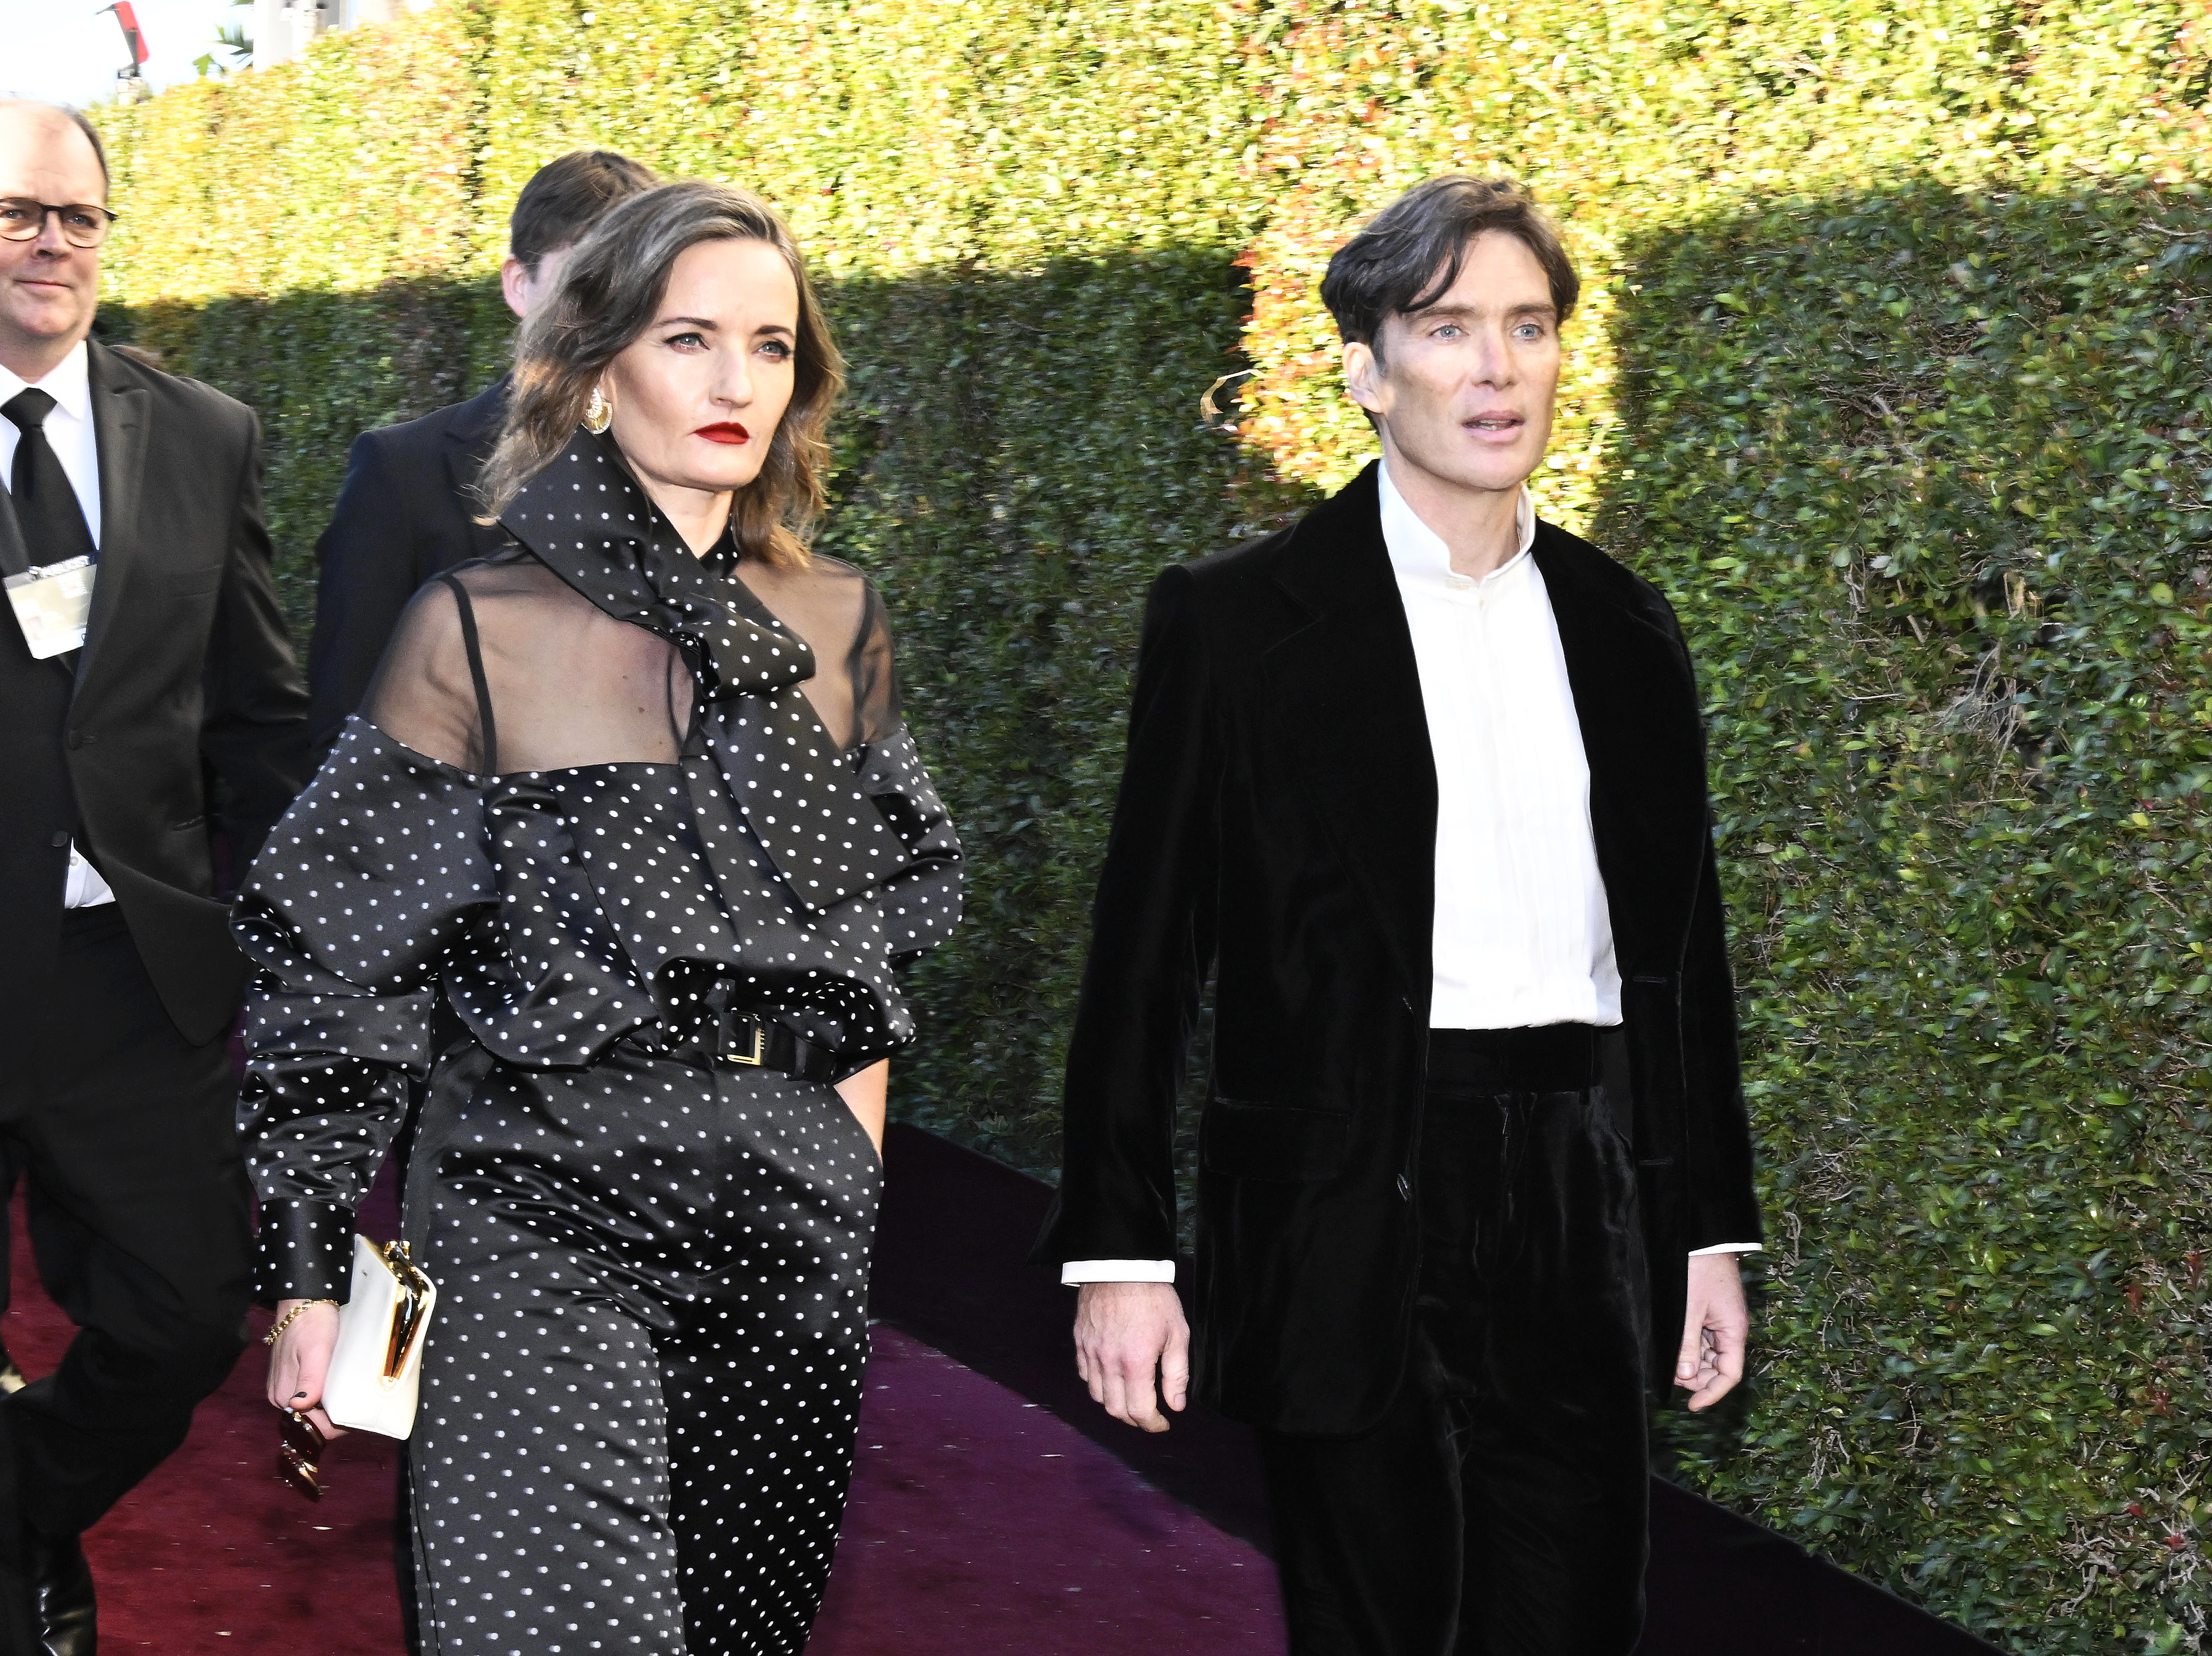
[322,1234,436,1438]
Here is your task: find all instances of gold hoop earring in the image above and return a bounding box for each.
[583,384,613,435]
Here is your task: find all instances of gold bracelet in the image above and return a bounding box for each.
[262,1299,338,1347]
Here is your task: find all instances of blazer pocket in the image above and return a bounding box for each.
[1201,1097,1350,1182]
[165,566,223,597]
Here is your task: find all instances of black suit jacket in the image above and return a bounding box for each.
[0,341,309,1047]
[304,377,511,758]
[1036,462,1764,1436]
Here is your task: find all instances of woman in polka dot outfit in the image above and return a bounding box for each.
[235,181,961,1654]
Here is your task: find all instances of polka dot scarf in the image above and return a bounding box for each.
[503,432,910,916]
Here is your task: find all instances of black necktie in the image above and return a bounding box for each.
[3,388,97,570]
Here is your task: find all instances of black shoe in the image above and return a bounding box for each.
[27,1533,94,1656]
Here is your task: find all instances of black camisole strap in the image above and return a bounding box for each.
[439,574,500,777]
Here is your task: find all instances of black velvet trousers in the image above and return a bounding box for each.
[1256,1025,1652,1656]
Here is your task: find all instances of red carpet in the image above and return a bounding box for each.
[6,1194,409,1652]
[813,1327,1283,1654]
[5,1194,1286,1652]
[7,1127,2005,1655]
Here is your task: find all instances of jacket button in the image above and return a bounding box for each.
[49,831,69,848]
[66,729,89,749]
[1396,1173,1411,1201]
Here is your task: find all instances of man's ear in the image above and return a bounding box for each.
[1343,338,1382,416]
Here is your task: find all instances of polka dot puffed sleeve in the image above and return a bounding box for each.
[849,724,961,965]
[232,719,496,1300]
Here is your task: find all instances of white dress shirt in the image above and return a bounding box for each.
[1381,461,1622,1030]
[2,339,116,908]
[1063,462,1752,1284]
[0,340,103,547]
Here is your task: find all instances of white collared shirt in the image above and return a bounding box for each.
[1,339,103,548]
[1378,458,1621,1030]
[2,338,115,908]
[1063,463,1754,1283]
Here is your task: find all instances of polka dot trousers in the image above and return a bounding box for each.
[405,1056,880,1655]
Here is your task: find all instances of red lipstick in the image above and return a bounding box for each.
[694,422,750,444]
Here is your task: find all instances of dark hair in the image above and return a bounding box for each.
[507,150,657,274]
[1320,175,1579,356]
[478,181,845,571]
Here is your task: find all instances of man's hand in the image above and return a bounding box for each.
[1676,1252,1750,1410]
[1074,1281,1189,1433]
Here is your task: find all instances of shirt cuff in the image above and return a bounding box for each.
[1061,1259,1177,1285]
[1688,1242,1762,1256]
[253,1198,360,1303]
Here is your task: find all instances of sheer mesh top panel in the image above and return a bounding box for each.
[730,552,901,752]
[363,547,901,775]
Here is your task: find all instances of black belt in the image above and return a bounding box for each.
[1426,1024,1624,1095]
[673,1010,843,1086]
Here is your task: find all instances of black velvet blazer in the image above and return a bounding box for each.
[1036,461,1764,1436]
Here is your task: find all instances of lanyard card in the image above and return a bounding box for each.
[5,555,97,659]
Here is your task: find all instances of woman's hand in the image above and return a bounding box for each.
[835,1060,889,1161]
[266,1299,347,1439]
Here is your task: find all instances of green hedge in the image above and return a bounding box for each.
[90,1,2212,1644]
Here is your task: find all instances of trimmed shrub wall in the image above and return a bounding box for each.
[90,1,2212,1645]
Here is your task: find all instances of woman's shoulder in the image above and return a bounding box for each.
[802,551,869,584]
[737,549,881,640]
[742,548,871,595]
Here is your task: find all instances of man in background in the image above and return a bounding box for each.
[0,99,308,1654]
[303,148,655,758]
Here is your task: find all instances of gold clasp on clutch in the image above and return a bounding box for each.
[725,1024,766,1066]
[379,1240,434,1382]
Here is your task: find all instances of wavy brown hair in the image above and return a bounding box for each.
[477,180,844,568]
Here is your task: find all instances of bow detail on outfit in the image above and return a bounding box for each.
[501,431,910,915]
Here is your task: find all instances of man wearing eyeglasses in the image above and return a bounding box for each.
[0,100,308,1655]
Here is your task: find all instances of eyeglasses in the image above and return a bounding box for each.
[0,200,119,249]
[279,1407,328,1501]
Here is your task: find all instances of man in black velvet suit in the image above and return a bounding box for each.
[303,148,654,759]
[0,101,309,1654]
[1039,176,1765,1654]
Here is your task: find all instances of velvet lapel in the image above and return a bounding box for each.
[1533,528,1706,973]
[1265,462,1438,1000]
[73,342,148,693]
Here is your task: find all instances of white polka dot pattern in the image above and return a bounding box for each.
[409,1050,879,1654]
[510,435,914,918]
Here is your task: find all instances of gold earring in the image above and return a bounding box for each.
[583,384,613,435]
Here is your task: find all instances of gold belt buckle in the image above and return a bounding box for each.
[726,1023,766,1066]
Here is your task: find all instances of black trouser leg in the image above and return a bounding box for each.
[0,906,253,1549]
[1258,1027,1652,1656]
